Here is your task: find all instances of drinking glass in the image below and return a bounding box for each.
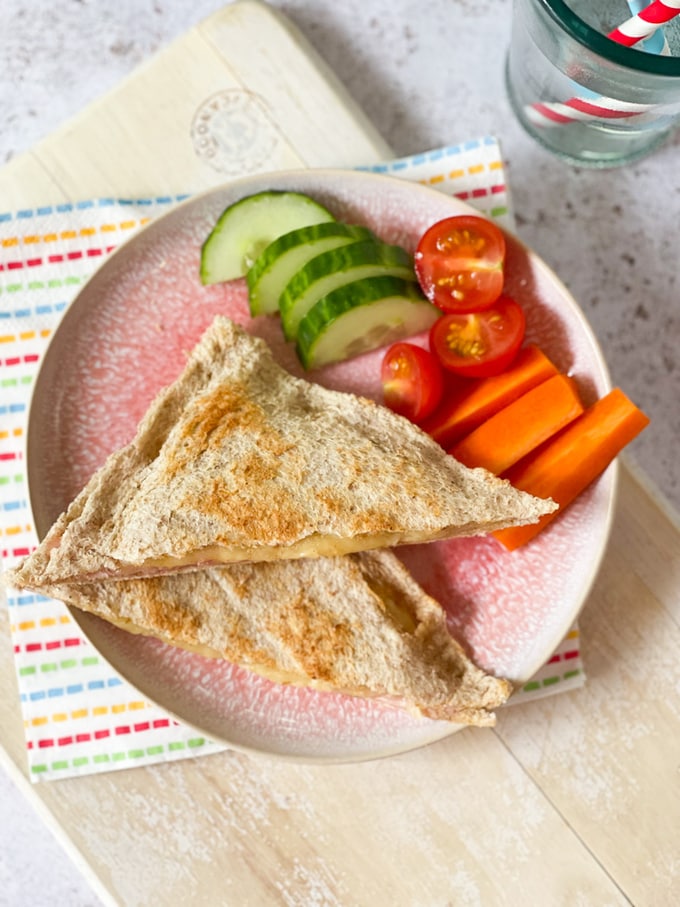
[506,0,680,167]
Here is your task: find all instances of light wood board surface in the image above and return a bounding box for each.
[1,3,678,904]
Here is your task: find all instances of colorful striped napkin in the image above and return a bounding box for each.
[0,136,585,782]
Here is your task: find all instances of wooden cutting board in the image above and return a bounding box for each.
[1,3,679,904]
[0,0,390,207]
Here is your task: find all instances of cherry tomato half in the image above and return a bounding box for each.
[381,341,444,423]
[414,215,505,313]
[429,296,526,379]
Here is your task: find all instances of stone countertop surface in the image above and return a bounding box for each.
[0,1,678,904]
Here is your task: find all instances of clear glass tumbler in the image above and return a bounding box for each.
[506,0,680,167]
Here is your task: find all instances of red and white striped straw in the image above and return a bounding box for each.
[609,0,680,46]
[527,0,680,127]
[528,96,654,126]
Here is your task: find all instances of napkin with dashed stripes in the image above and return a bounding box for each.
[0,136,585,782]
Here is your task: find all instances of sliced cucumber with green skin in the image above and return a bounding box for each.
[246,222,376,316]
[279,240,415,341]
[296,275,441,371]
[200,190,335,285]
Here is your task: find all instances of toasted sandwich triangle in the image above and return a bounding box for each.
[40,550,512,727]
[11,316,555,588]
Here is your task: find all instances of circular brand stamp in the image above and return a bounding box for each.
[190,90,279,176]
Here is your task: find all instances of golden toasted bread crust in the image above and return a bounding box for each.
[44,550,512,726]
[9,317,555,588]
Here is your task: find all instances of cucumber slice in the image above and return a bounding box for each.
[247,222,376,316]
[279,239,415,341]
[296,275,441,370]
[200,190,335,285]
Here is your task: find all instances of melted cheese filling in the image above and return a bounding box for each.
[139,529,450,570]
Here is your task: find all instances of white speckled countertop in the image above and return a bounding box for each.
[1,1,678,903]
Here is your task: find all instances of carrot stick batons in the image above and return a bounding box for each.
[420,344,559,448]
[493,388,650,550]
[449,374,584,476]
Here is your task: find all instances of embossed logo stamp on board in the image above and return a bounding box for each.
[190,90,279,175]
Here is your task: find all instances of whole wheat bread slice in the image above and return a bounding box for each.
[10,316,555,589]
[43,549,512,727]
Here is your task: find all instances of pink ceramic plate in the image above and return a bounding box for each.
[27,170,614,761]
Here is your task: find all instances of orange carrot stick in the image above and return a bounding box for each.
[493,388,650,550]
[449,374,584,475]
[420,344,559,448]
